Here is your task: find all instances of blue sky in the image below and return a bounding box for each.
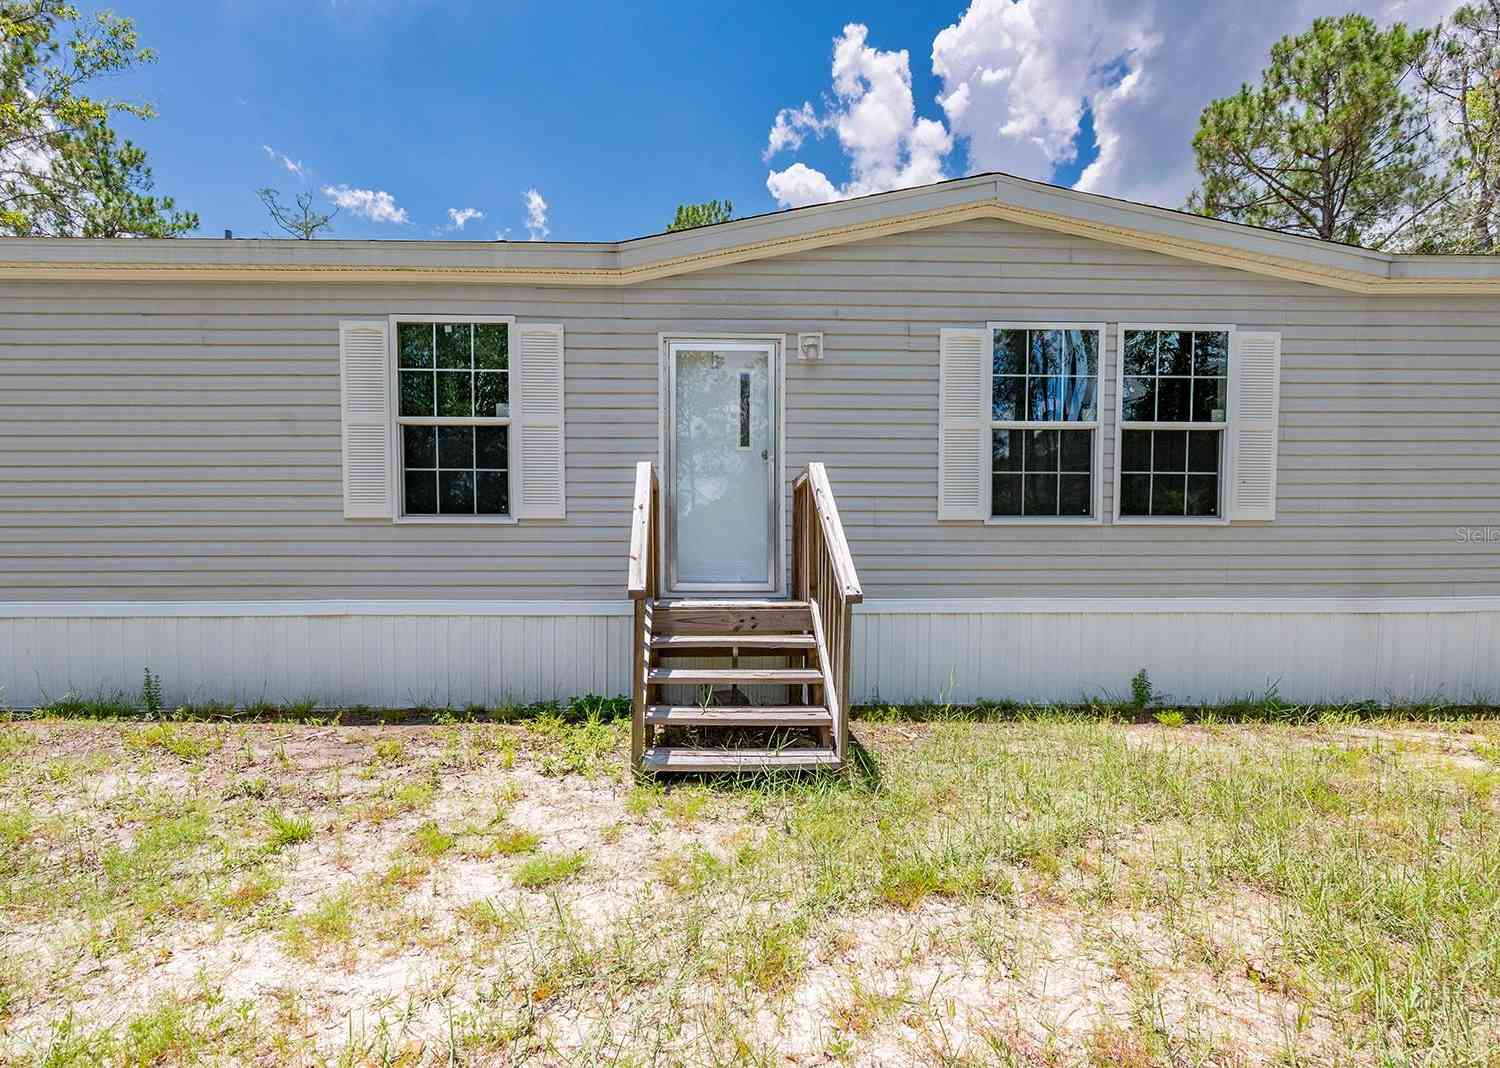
[101,1,973,240]
[96,0,1454,242]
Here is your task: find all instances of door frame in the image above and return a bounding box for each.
[657,333,787,598]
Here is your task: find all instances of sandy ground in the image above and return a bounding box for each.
[0,714,1495,1066]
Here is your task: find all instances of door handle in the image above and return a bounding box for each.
[761,449,769,462]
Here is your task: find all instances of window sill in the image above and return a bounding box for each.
[985,516,1102,526]
[1112,515,1230,527]
[393,515,518,526]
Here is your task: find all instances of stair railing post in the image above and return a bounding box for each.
[627,461,657,774]
[839,600,853,760]
[631,597,645,770]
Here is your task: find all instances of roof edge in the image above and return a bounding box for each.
[2,175,1498,294]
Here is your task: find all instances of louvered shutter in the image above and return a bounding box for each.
[938,327,990,520]
[1228,331,1282,521]
[339,320,393,518]
[515,322,567,519]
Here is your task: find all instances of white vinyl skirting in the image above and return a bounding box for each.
[1,597,1498,709]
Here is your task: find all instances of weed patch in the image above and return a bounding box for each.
[282,892,355,960]
[263,811,313,850]
[469,826,539,858]
[126,723,220,760]
[513,850,587,889]
[408,821,455,859]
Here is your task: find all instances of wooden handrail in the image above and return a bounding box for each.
[627,461,658,601]
[792,462,862,763]
[800,463,863,604]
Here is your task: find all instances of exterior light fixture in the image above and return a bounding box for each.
[797,332,824,360]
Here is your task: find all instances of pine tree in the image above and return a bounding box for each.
[1187,15,1443,249]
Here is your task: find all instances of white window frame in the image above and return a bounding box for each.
[985,321,1106,526]
[388,313,518,526]
[1112,322,1236,526]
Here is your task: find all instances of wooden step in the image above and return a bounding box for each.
[647,667,823,686]
[641,746,840,772]
[651,633,817,652]
[651,600,812,637]
[654,599,809,610]
[645,704,832,727]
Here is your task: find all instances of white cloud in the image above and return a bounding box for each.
[523,188,549,240]
[765,162,842,209]
[764,23,953,208]
[321,184,409,224]
[764,102,828,159]
[445,207,485,231]
[261,144,305,179]
[931,0,1460,210]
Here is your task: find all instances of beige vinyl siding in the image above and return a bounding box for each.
[1,216,1498,601]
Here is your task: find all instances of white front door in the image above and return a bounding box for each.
[668,340,778,592]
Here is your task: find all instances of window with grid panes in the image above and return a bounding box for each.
[1117,328,1229,519]
[990,326,1100,519]
[395,320,511,516]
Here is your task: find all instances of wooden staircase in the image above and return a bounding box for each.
[627,463,863,773]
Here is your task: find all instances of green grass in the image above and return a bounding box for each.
[474,826,540,858]
[32,987,260,1067]
[369,736,406,764]
[408,820,455,859]
[717,917,806,994]
[263,810,313,850]
[125,723,221,760]
[528,712,621,777]
[512,850,587,889]
[740,717,1500,1061]
[17,692,630,727]
[282,891,355,960]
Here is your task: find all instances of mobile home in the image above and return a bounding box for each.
[3,173,1499,765]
